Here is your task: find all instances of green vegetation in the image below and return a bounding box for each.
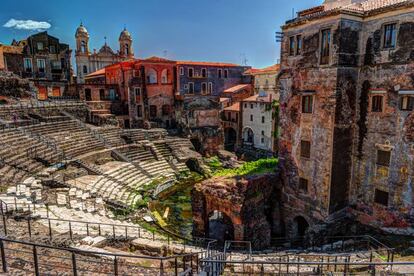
[204,156,224,173]
[213,158,278,177]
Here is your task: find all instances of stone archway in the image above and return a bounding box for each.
[207,210,235,243]
[293,216,309,238]
[242,127,254,144]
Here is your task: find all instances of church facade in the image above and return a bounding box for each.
[75,23,134,83]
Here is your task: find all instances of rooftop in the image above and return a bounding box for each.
[85,68,106,78]
[177,61,242,67]
[243,93,272,103]
[245,64,280,75]
[223,84,252,94]
[224,102,240,112]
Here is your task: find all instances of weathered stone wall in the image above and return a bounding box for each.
[192,173,279,249]
[279,4,414,235]
[351,11,414,228]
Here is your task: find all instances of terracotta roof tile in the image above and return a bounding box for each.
[85,68,106,78]
[243,93,272,103]
[177,61,242,67]
[223,84,252,94]
[245,64,280,75]
[224,102,240,112]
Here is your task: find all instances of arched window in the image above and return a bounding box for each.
[83,65,88,74]
[161,69,169,84]
[147,68,158,84]
[125,44,129,55]
[81,41,87,53]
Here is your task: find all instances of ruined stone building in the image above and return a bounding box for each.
[278,0,414,237]
[75,23,134,84]
[0,32,72,100]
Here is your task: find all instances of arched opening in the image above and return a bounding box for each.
[147,68,158,84]
[125,44,129,55]
[243,127,254,145]
[83,65,88,74]
[190,138,202,153]
[207,210,234,244]
[185,158,202,174]
[224,127,237,151]
[161,69,169,84]
[81,41,87,53]
[293,216,309,238]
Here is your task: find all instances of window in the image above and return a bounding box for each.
[302,95,313,113]
[224,69,228,78]
[81,41,87,53]
[383,23,397,49]
[208,82,213,94]
[296,35,302,55]
[218,69,223,78]
[188,82,194,94]
[289,36,295,56]
[51,60,61,70]
[125,44,129,55]
[250,103,254,109]
[371,95,383,112]
[299,178,308,192]
[374,189,389,206]
[400,96,414,111]
[180,67,184,75]
[262,116,265,123]
[261,137,265,143]
[37,59,46,73]
[83,65,88,74]
[201,82,207,94]
[37,42,44,50]
[161,69,169,84]
[23,58,32,72]
[250,114,253,121]
[147,68,157,84]
[261,130,265,135]
[149,105,157,118]
[134,87,141,97]
[201,68,207,78]
[244,103,247,108]
[188,68,194,78]
[49,45,56,54]
[300,140,311,158]
[162,105,171,116]
[320,29,331,65]
[137,105,143,117]
[377,150,391,167]
[133,69,140,77]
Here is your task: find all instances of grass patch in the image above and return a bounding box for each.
[213,158,277,177]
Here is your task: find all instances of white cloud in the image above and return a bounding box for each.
[3,18,51,31]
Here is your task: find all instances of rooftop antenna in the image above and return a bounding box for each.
[104,36,107,45]
[292,8,295,19]
[240,53,248,66]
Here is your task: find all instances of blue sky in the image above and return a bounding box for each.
[0,0,321,68]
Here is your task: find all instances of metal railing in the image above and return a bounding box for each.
[0,236,208,275]
[0,198,215,251]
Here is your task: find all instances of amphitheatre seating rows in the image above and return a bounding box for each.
[119,145,157,163]
[95,126,125,147]
[25,120,106,158]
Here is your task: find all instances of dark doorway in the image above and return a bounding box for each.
[85,89,92,101]
[293,216,309,238]
[208,210,234,244]
[191,138,202,152]
[224,128,237,151]
[99,89,105,100]
[124,119,130,129]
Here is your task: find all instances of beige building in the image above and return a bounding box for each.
[246,64,280,99]
[75,23,134,83]
[241,93,275,152]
